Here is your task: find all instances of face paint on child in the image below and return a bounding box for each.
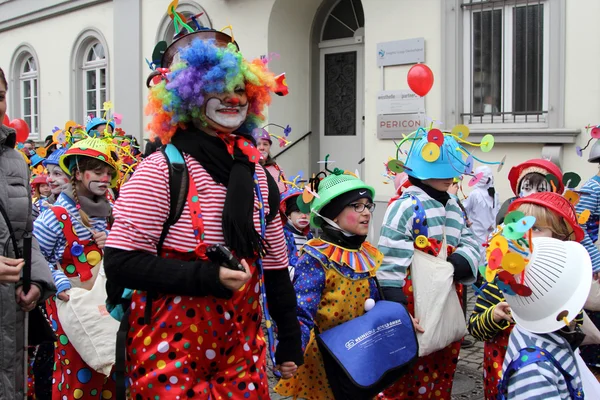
[47,165,70,195]
[79,167,112,196]
[519,174,551,197]
[257,139,271,160]
[334,198,373,236]
[203,84,249,132]
[38,183,52,197]
[289,210,310,231]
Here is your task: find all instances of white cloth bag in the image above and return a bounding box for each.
[56,263,119,376]
[410,243,467,356]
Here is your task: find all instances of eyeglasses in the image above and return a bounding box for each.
[347,202,376,213]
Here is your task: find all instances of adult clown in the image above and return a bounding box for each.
[104,9,303,400]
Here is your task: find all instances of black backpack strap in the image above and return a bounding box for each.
[143,144,189,325]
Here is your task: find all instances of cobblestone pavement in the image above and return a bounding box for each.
[268,286,485,400]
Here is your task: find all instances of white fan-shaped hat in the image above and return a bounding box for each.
[505,237,592,334]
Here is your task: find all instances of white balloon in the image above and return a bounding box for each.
[364,298,375,312]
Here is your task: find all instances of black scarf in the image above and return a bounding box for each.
[320,224,366,250]
[408,176,451,206]
[171,127,280,259]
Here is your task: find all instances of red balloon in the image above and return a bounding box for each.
[2,114,9,127]
[10,119,30,143]
[407,63,434,97]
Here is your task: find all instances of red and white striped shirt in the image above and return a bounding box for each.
[106,151,289,270]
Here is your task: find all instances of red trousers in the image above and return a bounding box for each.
[126,269,271,399]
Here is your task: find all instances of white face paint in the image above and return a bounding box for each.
[203,84,249,133]
[46,165,70,195]
[519,176,551,197]
[205,98,248,130]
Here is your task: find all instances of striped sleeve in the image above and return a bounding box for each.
[33,208,70,293]
[503,327,578,400]
[576,180,600,273]
[377,197,415,288]
[507,364,564,400]
[106,153,171,253]
[262,211,289,270]
[449,200,481,282]
[467,282,511,341]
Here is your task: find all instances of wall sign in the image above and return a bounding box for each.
[377,114,423,140]
[376,38,425,67]
[377,90,425,115]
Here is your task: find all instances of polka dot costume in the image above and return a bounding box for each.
[483,328,511,400]
[275,241,382,400]
[378,271,463,400]
[126,265,271,399]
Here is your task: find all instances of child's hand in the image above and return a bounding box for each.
[92,231,107,249]
[411,314,425,333]
[493,302,514,323]
[275,361,298,379]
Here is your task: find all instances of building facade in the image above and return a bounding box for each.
[1,0,597,240]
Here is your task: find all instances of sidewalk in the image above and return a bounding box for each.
[269,286,485,400]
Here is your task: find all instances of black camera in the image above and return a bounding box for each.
[206,244,245,272]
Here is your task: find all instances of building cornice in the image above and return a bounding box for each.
[0,0,111,33]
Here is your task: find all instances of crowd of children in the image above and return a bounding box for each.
[3,2,600,400]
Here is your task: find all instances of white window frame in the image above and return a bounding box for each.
[82,41,107,122]
[19,56,39,137]
[462,0,550,129]
[9,45,41,140]
[70,28,110,124]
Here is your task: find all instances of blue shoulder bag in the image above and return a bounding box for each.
[316,277,418,400]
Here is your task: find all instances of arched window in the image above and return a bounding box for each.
[321,0,364,41]
[71,29,110,123]
[156,1,212,45]
[82,41,107,120]
[9,46,40,138]
[19,56,39,136]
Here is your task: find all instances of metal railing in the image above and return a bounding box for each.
[272,131,312,160]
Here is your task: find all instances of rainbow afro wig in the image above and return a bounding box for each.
[146,38,277,143]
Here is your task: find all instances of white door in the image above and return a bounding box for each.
[319,43,364,177]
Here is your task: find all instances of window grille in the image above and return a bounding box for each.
[461,0,548,125]
[19,56,39,136]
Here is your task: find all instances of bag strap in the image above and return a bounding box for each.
[497,347,584,400]
[143,144,189,325]
[408,194,428,240]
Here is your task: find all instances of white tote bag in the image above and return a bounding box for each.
[56,263,120,376]
[410,243,467,356]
